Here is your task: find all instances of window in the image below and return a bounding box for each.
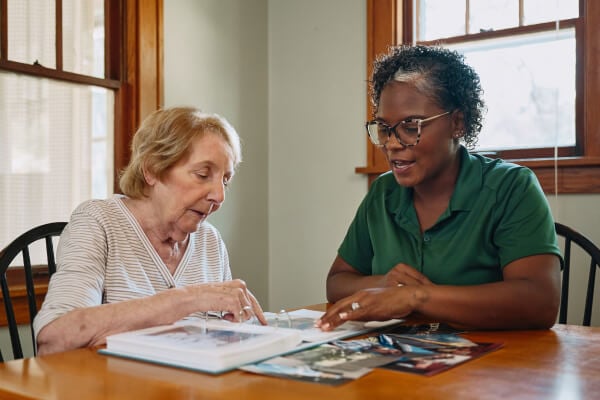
[0,0,163,253]
[1,0,114,259]
[0,0,163,325]
[358,0,600,193]
[415,0,578,159]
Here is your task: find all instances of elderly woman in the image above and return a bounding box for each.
[34,107,265,355]
[316,45,562,331]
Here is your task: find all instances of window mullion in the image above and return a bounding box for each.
[413,0,418,42]
[0,0,6,59]
[519,0,524,26]
[55,0,62,71]
[465,0,469,35]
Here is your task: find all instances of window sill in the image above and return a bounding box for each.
[356,157,600,194]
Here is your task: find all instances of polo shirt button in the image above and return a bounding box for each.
[423,235,431,242]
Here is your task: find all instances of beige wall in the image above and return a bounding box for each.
[163,0,600,324]
[164,0,270,306]
[266,0,367,310]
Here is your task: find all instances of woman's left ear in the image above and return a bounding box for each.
[451,111,465,138]
[453,129,465,139]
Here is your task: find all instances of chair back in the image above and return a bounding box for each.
[555,222,600,326]
[0,222,67,361]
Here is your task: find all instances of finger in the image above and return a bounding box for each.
[213,289,247,322]
[239,305,254,322]
[220,286,248,321]
[221,282,260,323]
[234,289,260,323]
[406,271,432,285]
[389,269,431,286]
[221,312,235,322]
[316,312,345,331]
[341,300,366,321]
[247,291,267,325]
[391,264,427,281]
[317,300,360,331]
[224,279,247,289]
[397,275,424,286]
[235,279,247,288]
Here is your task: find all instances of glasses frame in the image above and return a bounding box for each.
[366,111,452,147]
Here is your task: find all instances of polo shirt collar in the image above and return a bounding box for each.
[387,146,483,224]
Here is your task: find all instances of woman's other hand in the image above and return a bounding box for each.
[189,279,267,325]
[379,263,433,287]
[316,284,429,331]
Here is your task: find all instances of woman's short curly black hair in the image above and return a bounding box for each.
[370,45,485,149]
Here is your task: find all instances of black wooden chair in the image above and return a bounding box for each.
[555,222,600,326]
[0,222,67,361]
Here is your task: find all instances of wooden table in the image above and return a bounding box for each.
[1,307,599,400]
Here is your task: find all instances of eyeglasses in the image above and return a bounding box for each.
[365,111,451,147]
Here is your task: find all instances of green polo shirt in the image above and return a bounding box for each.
[338,146,561,285]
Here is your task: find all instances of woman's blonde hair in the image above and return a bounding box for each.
[119,107,242,198]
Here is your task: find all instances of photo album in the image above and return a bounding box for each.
[99,309,403,374]
[100,319,303,374]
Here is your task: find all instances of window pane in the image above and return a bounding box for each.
[7,0,56,67]
[0,71,114,260]
[446,29,576,151]
[418,0,466,41]
[469,0,518,34]
[91,87,113,198]
[523,0,579,25]
[63,0,105,77]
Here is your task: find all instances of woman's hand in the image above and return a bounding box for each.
[315,284,430,331]
[379,263,433,287]
[326,256,432,303]
[196,279,267,325]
